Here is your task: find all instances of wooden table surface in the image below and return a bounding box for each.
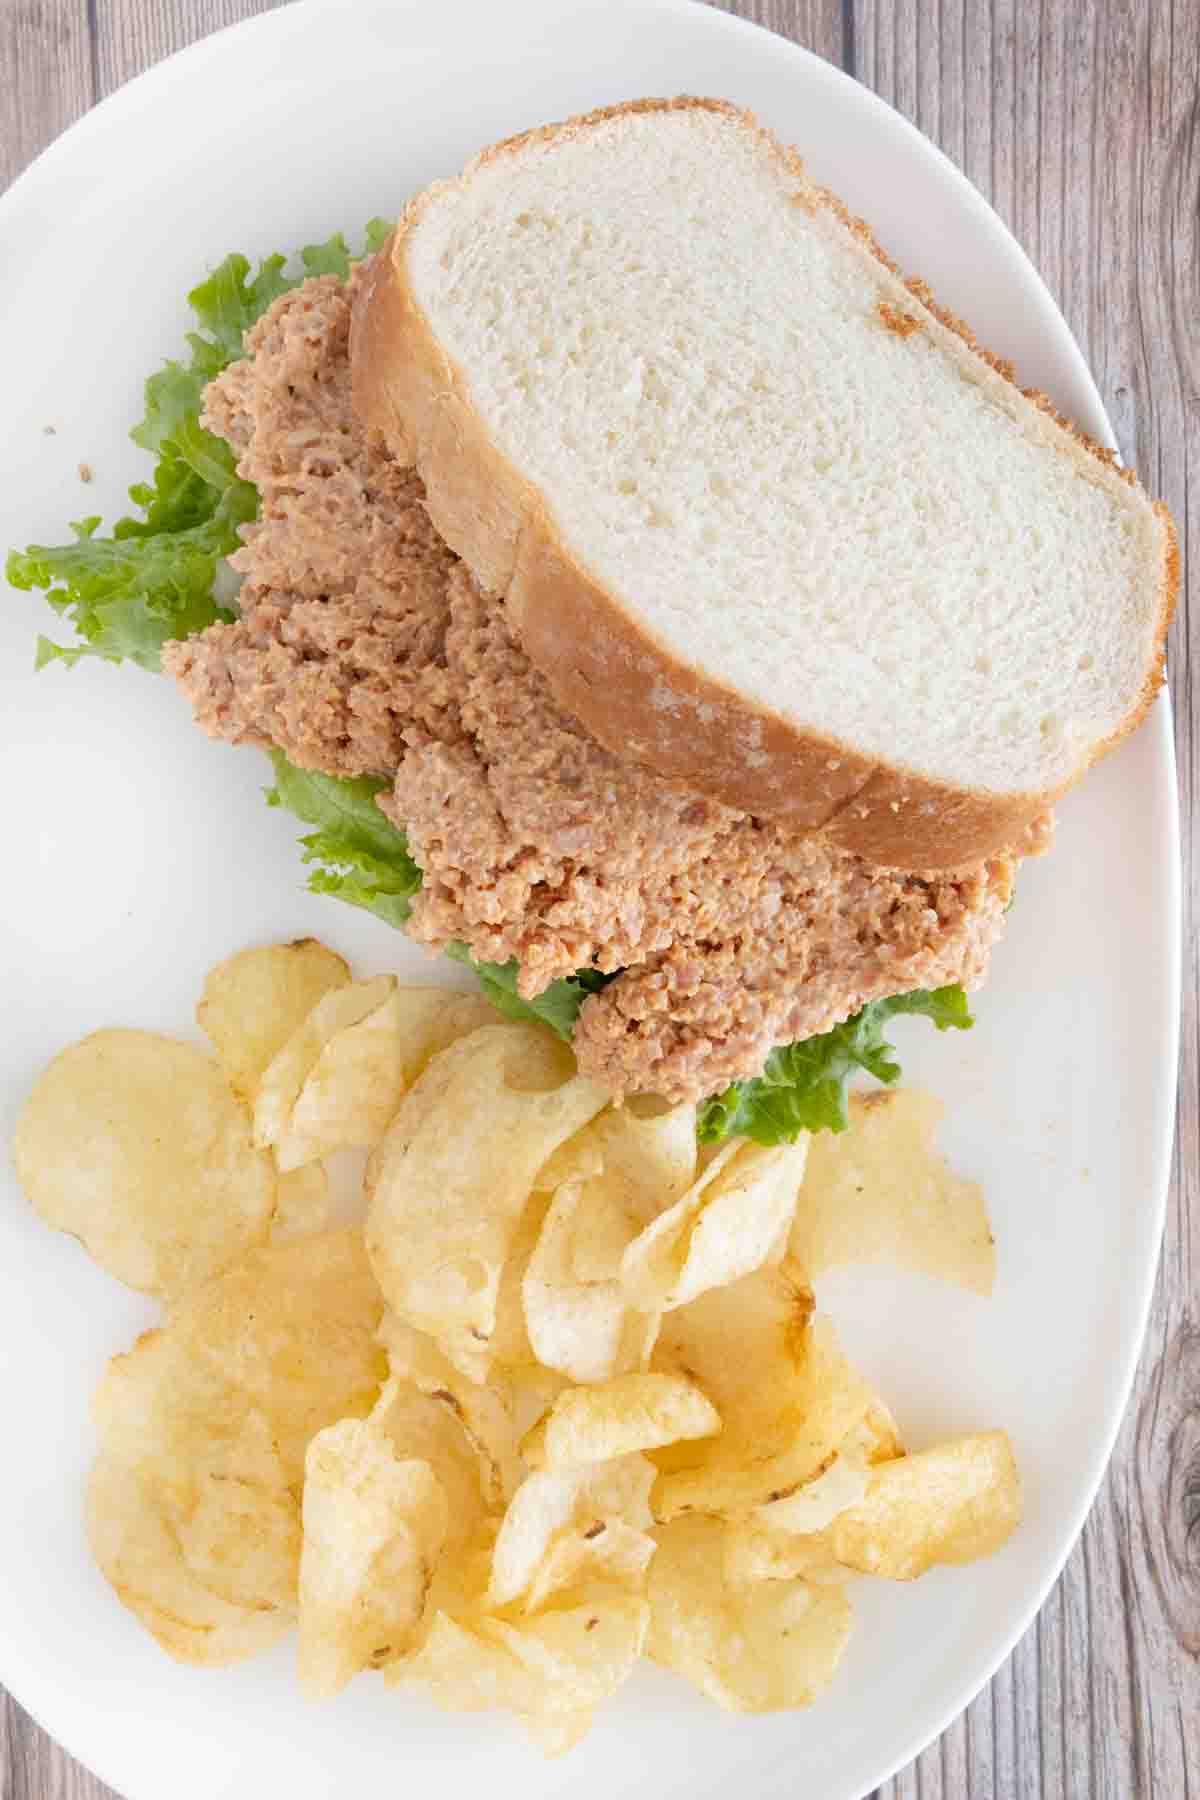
[2,2,1196,1795]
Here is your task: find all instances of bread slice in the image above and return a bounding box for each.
[352,97,1176,869]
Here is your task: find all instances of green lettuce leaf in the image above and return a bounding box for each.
[265,753,422,931]
[14,480,254,671]
[8,228,388,673]
[445,945,613,1041]
[364,217,395,255]
[697,985,975,1145]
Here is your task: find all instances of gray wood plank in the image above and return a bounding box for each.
[707,0,844,60]
[857,3,1200,1797]
[1,3,1196,1799]
[1,1688,119,1800]
[94,0,290,95]
[0,0,92,192]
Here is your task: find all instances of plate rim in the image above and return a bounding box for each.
[0,3,1181,1796]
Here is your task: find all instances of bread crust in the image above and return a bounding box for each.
[351,97,1177,871]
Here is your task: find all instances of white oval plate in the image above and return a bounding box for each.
[0,3,1179,1797]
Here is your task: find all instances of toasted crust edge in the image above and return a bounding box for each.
[351,96,1177,871]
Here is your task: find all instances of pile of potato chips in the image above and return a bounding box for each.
[12,939,1021,1754]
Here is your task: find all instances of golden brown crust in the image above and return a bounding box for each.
[351,96,1176,871]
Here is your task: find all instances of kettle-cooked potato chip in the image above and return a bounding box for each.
[806,1432,1023,1579]
[299,1418,448,1697]
[721,1409,904,1582]
[523,1178,658,1385]
[24,943,1021,1742]
[587,1098,699,1225]
[277,987,496,1171]
[370,1375,496,1553]
[167,1231,386,1477]
[622,1137,807,1313]
[647,1516,852,1712]
[524,1517,656,1612]
[197,940,351,1101]
[365,1025,606,1380]
[270,1161,330,1242]
[721,1521,855,1587]
[378,1312,522,1507]
[525,1374,720,1470]
[491,1193,553,1369]
[488,1456,656,1608]
[174,1468,302,1614]
[400,1587,648,1754]
[792,1090,995,1295]
[87,1453,293,1668]
[533,1134,606,1194]
[87,1232,385,1664]
[254,976,396,1167]
[532,1096,696,1220]
[753,1439,873,1536]
[652,1267,877,1520]
[13,1029,275,1301]
[92,1231,385,1485]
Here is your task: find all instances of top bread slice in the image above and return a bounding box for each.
[352,97,1176,870]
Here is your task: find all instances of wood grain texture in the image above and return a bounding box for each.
[856,7,1200,1797]
[0,4,1195,1798]
[0,1,92,191]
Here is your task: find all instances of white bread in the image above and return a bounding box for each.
[352,98,1176,869]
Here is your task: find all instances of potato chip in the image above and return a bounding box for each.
[792,1089,995,1295]
[298,1418,448,1697]
[532,1095,696,1219]
[647,1516,852,1711]
[176,1231,386,1473]
[488,1470,588,1607]
[253,976,396,1166]
[622,1138,807,1312]
[651,1267,877,1519]
[175,1470,302,1613]
[197,939,351,1101]
[13,1030,275,1301]
[100,1397,294,1570]
[370,1376,495,1553]
[523,1178,658,1385]
[486,1587,648,1709]
[270,1161,330,1242]
[507,1364,572,1442]
[365,1024,606,1380]
[491,1192,552,1368]
[528,1375,720,1469]
[279,988,496,1171]
[810,1432,1023,1579]
[525,1518,656,1612]
[754,1445,873,1537]
[721,1521,854,1587]
[567,1180,641,1285]
[36,948,1021,1737]
[586,1097,698,1225]
[93,1231,385,1487]
[88,1232,386,1662]
[378,1312,522,1507]
[401,1588,647,1753]
[488,1456,655,1607]
[87,1453,292,1667]
[750,1410,895,1539]
[533,1133,606,1193]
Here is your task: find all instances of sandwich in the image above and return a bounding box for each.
[9,100,1175,1140]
